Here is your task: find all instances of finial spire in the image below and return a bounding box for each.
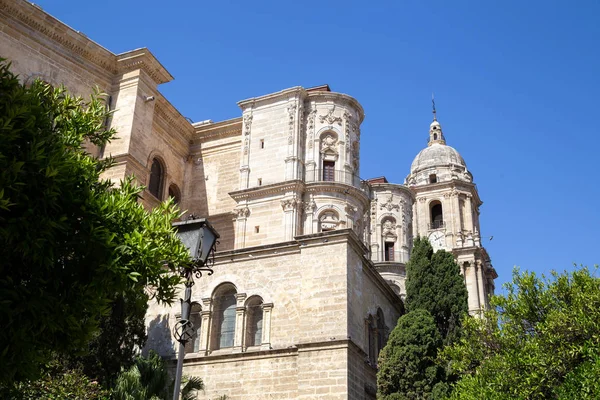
[432,93,437,121]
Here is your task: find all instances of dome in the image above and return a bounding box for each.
[410,143,466,174]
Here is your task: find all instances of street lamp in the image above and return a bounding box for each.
[171,218,219,400]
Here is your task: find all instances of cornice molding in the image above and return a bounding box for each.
[306,92,365,124]
[116,49,173,85]
[154,96,194,141]
[410,181,482,206]
[229,180,305,201]
[0,0,116,74]
[237,86,304,110]
[370,182,415,200]
[305,182,370,208]
[194,117,243,142]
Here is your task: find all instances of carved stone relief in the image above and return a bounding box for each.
[243,113,253,136]
[233,207,250,219]
[319,210,340,230]
[379,195,400,212]
[321,134,338,153]
[307,108,317,149]
[319,107,342,125]
[281,198,300,211]
[287,104,296,145]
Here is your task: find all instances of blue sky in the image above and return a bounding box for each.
[35,0,599,291]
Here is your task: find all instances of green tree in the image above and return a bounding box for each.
[442,266,600,399]
[112,351,204,400]
[0,358,110,400]
[0,60,190,384]
[405,237,469,343]
[74,288,149,386]
[377,237,468,399]
[377,309,444,400]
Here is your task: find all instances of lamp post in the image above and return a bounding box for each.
[171,218,219,400]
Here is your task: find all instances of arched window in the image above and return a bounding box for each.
[245,296,264,348]
[168,184,181,205]
[430,201,443,229]
[320,133,338,182]
[184,303,202,354]
[367,315,376,365]
[211,284,237,350]
[381,217,397,261]
[376,309,386,355]
[148,158,164,199]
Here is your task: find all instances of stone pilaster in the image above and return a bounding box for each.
[198,297,212,355]
[233,207,250,249]
[233,293,247,353]
[260,303,273,350]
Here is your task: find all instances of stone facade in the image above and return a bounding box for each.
[1,2,497,398]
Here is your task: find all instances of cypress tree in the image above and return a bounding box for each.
[405,237,468,343]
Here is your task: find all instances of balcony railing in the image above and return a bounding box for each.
[305,168,371,196]
[428,221,445,230]
[371,251,405,263]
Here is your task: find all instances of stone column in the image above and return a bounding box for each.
[466,262,481,314]
[260,303,273,350]
[233,293,247,353]
[417,197,427,234]
[477,261,486,311]
[198,297,212,355]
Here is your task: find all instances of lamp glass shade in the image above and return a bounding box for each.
[173,219,219,264]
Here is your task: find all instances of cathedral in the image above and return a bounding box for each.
[0,1,496,398]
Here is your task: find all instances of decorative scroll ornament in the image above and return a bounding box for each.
[307,108,317,149]
[233,207,250,219]
[287,104,296,145]
[319,107,342,125]
[243,113,253,136]
[382,219,397,238]
[380,195,400,212]
[281,198,300,211]
[345,204,357,217]
[321,134,338,153]
[304,199,317,213]
[343,111,352,151]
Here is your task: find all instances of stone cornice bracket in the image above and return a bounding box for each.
[116,48,173,85]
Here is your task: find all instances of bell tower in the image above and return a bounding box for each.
[406,105,497,314]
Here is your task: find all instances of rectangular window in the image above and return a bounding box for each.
[258,178,262,186]
[384,242,395,261]
[323,161,335,182]
[255,226,260,233]
[260,139,265,149]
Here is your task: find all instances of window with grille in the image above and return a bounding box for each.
[384,242,395,261]
[323,160,335,182]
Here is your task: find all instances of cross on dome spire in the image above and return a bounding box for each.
[428,95,446,146]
